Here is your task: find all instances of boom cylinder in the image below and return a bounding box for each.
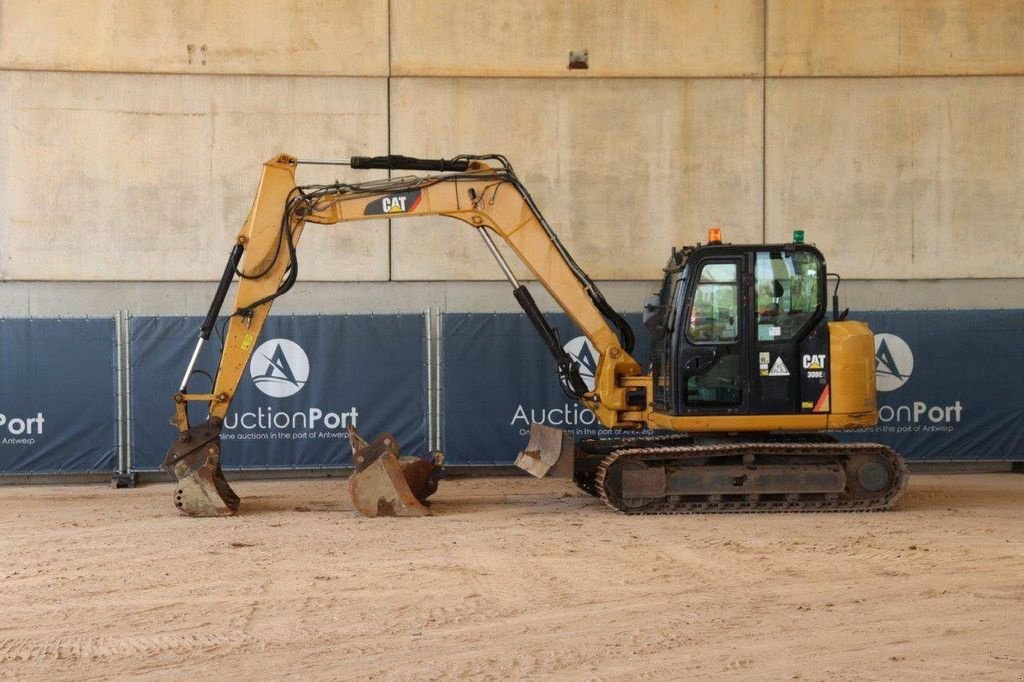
[513,285,590,398]
[201,244,245,340]
[350,155,470,172]
[179,244,244,391]
[476,225,588,397]
[476,227,520,287]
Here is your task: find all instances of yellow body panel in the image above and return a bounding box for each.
[826,320,878,423]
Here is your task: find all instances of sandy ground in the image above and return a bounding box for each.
[0,474,1023,681]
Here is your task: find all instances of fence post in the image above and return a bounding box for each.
[435,309,445,452]
[112,310,138,488]
[424,310,434,451]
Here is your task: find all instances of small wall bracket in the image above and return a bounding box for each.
[568,50,589,69]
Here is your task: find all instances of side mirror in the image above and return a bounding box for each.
[643,294,664,333]
[642,294,661,325]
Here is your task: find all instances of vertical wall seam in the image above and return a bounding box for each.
[386,0,394,281]
[762,0,768,244]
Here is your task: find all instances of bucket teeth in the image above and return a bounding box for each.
[164,419,239,517]
[347,426,444,518]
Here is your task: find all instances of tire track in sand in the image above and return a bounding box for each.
[0,632,246,663]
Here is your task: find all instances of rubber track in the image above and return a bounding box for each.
[573,434,696,496]
[595,442,908,514]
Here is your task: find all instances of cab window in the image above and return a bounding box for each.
[755,250,822,342]
[686,261,739,344]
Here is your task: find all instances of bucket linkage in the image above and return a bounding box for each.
[163,417,239,517]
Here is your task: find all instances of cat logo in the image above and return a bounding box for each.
[802,353,826,379]
[364,189,422,215]
[802,354,826,370]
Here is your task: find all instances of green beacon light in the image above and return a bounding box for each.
[793,229,805,244]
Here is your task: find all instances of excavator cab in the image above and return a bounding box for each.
[647,233,832,419]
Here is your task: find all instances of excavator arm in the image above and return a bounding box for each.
[164,153,648,516]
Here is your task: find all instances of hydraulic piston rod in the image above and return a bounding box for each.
[178,244,244,391]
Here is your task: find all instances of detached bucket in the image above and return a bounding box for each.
[515,422,575,478]
[347,426,444,517]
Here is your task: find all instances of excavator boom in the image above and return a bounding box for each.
[165,153,644,516]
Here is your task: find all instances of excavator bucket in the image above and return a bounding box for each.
[347,426,444,517]
[515,422,575,478]
[163,420,240,517]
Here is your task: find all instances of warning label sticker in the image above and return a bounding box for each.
[768,357,790,377]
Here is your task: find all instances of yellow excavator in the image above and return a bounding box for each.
[163,153,907,517]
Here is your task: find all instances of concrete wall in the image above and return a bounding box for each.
[391,0,764,77]
[389,77,763,280]
[0,0,389,75]
[768,0,1024,77]
[1,0,1022,315]
[0,71,390,281]
[767,77,1024,279]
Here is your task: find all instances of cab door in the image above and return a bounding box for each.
[749,248,826,414]
[648,267,686,411]
[673,258,748,414]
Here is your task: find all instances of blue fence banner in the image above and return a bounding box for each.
[130,315,427,471]
[837,310,1024,461]
[442,313,652,465]
[443,309,1024,465]
[0,318,118,473]
[1,308,1013,478]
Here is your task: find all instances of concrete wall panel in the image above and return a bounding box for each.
[392,0,764,77]
[0,71,390,281]
[768,0,1024,76]
[766,77,1024,279]
[0,0,389,75]
[389,77,763,281]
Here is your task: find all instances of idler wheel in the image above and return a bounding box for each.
[846,453,895,500]
[601,457,661,512]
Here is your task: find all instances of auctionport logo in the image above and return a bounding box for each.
[225,337,358,436]
[872,331,962,428]
[0,412,44,445]
[250,339,309,398]
[874,333,913,392]
[562,335,598,392]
